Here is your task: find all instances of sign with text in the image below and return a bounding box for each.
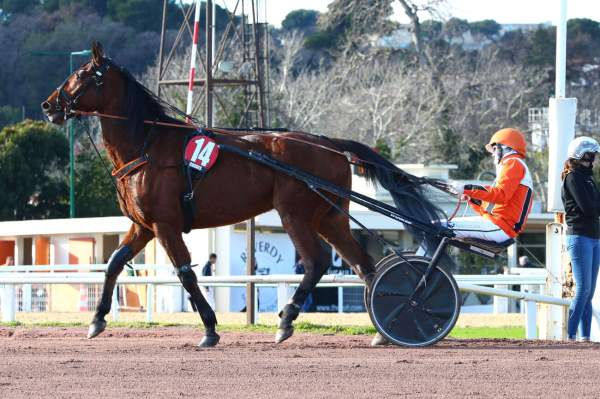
[229,232,295,312]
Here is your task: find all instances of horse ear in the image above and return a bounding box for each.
[91,41,104,65]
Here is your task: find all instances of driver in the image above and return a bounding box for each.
[372,128,534,347]
[449,128,534,243]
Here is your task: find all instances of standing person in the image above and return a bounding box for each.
[200,254,217,310]
[562,136,600,341]
[518,256,533,268]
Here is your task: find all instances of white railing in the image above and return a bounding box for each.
[0,265,568,340]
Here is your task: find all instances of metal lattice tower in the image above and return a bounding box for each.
[156,0,269,128]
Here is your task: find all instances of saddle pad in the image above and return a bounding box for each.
[184,135,219,172]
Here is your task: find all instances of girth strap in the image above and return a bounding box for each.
[112,155,149,180]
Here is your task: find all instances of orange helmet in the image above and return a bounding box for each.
[485,128,527,156]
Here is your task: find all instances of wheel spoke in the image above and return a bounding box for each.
[415,305,454,320]
[381,301,408,329]
[412,316,428,340]
[416,272,444,301]
[374,290,411,298]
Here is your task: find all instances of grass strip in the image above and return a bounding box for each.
[0,321,525,339]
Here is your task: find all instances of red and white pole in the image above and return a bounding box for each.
[186,0,202,121]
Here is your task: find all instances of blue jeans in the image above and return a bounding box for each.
[566,234,600,339]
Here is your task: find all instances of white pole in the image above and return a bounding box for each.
[211,0,216,67]
[211,0,216,122]
[185,0,202,119]
[524,300,538,339]
[1,284,16,322]
[276,282,289,313]
[541,223,566,339]
[111,285,119,322]
[556,0,567,98]
[146,283,153,323]
[547,0,576,212]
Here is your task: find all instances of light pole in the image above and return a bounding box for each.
[67,50,92,218]
[31,49,92,218]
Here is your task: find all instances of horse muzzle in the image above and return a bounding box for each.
[41,101,66,125]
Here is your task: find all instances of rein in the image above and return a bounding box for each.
[72,110,362,163]
[71,110,454,194]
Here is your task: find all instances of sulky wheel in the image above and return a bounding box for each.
[367,255,460,347]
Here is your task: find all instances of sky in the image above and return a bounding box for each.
[248,0,600,28]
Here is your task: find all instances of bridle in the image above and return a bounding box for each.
[53,59,110,119]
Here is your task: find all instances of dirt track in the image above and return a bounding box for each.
[1,327,600,398]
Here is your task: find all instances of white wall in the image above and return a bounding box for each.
[228,231,295,312]
[51,236,69,265]
[214,226,233,312]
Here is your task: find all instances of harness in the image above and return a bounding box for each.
[55,62,110,118]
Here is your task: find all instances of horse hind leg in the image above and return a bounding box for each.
[276,217,330,344]
[318,211,376,285]
[153,222,219,348]
[88,224,154,339]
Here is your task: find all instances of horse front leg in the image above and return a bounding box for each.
[154,222,219,348]
[88,224,154,339]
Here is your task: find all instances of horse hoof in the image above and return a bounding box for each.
[275,327,294,344]
[198,333,220,348]
[87,320,107,339]
[370,332,390,347]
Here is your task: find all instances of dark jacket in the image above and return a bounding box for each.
[202,261,213,277]
[562,167,600,238]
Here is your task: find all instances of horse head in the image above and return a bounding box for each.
[41,42,117,125]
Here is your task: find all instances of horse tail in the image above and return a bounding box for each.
[330,138,445,225]
[330,138,454,268]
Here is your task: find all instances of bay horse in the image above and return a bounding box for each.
[41,42,443,347]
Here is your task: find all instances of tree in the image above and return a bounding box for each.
[526,26,555,67]
[443,17,469,43]
[281,9,319,33]
[41,0,107,15]
[0,105,21,130]
[315,0,396,55]
[469,19,501,39]
[397,0,447,65]
[0,0,38,14]
[75,148,121,217]
[567,18,600,69]
[0,120,68,220]
[107,0,167,32]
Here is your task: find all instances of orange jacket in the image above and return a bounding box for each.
[463,154,534,238]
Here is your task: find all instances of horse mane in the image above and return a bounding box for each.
[110,59,186,138]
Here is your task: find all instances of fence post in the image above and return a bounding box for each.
[253,284,259,324]
[277,283,290,313]
[337,287,344,313]
[146,283,154,323]
[493,285,509,314]
[1,284,16,322]
[541,223,567,339]
[22,275,32,312]
[111,284,119,322]
[524,300,537,339]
